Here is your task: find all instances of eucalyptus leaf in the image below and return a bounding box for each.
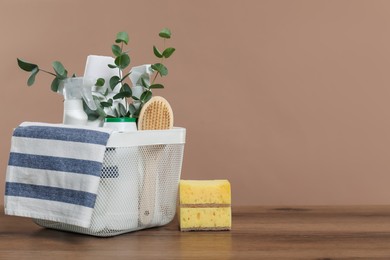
[112,44,122,56]
[114,108,119,117]
[114,53,130,69]
[113,92,127,100]
[128,104,136,114]
[51,77,60,92]
[109,76,120,90]
[83,99,100,120]
[52,61,66,78]
[132,96,139,101]
[120,89,132,98]
[159,28,171,39]
[95,78,105,87]
[133,105,142,118]
[104,88,109,96]
[115,32,129,45]
[140,90,152,103]
[153,46,163,58]
[117,83,132,97]
[162,47,176,58]
[149,84,164,89]
[27,68,39,86]
[141,77,149,88]
[96,105,107,118]
[151,63,168,76]
[108,64,117,69]
[122,83,132,95]
[100,101,111,107]
[118,103,127,117]
[17,58,38,72]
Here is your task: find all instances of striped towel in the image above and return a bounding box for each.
[4,122,113,228]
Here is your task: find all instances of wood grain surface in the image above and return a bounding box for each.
[2,206,390,259]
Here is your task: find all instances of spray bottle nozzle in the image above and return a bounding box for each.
[58,77,97,111]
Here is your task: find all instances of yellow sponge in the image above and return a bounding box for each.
[179,180,231,231]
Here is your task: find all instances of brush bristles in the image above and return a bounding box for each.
[138,96,174,130]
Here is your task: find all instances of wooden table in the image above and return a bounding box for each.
[2,206,390,259]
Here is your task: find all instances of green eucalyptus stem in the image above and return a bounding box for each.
[119,42,124,79]
[39,69,57,77]
[151,69,159,85]
[119,41,128,113]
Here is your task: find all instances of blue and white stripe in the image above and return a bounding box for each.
[4,122,112,228]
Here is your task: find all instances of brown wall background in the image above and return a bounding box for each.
[2,0,390,206]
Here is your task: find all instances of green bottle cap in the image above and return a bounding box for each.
[104,117,136,123]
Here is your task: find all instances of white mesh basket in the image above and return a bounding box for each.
[34,127,186,237]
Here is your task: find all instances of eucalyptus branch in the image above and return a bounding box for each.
[150,28,175,87]
[17,58,71,92]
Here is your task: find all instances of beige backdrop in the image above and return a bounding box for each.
[1,0,390,206]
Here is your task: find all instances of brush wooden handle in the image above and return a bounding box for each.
[138,96,174,226]
[139,157,157,226]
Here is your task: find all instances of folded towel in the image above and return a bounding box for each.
[4,122,112,228]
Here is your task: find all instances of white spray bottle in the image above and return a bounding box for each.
[58,77,97,126]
